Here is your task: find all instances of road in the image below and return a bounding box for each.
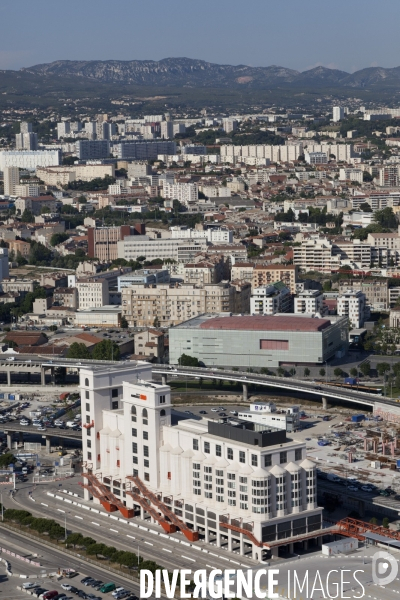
[2,478,257,575]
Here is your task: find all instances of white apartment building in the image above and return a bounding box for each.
[16,132,38,151]
[337,290,366,329]
[379,166,399,187]
[3,167,19,196]
[163,182,198,205]
[36,164,114,186]
[117,236,207,262]
[57,122,71,138]
[304,152,328,165]
[293,239,340,273]
[294,290,324,315]
[14,184,40,198]
[223,118,238,133]
[80,362,322,561]
[339,168,363,183]
[170,226,233,244]
[332,106,345,122]
[0,150,61,171]
[76,278,109,310]
[250,285,291,315]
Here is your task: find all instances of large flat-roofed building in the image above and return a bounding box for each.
[169,313,348,368]
[80,362,322,561]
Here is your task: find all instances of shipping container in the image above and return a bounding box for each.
[345,377,358,385]
[351,414,365,423]
[322,538,359,556]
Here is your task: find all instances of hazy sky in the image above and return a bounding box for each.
[2,0,400,73]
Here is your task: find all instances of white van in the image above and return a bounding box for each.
[66,421,76,428]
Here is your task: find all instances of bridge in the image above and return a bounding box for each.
[153,365,391,410]
[2,422,81,452]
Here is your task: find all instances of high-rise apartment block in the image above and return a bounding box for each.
[3,166,19,195]
[87,225,145,262]
[15,132,38,151]
[332,106,345,122]
[75,140,110,160]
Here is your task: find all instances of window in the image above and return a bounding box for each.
[216,478,224,485]
[216,470,223,477]
[132,443,138,454]
[133,456,138,464]
[251,454,258,467]
[159,395,166,404]
[112,388,118,398]
[204,492,212,499]
[204,475,212,482]
[216,487,224,494]
[86,427,91,436]
[86,415,90,424]
[85,392,89,401]
[142,408,148,425]
[264,454,272,467]
[144,459,149,468]
[227,448,233,460]
[240,502,248,510]
[216,445,221,457]
[228,498,236,506]
[160,409,166,417]
[204,466,212,473]
[227,473,236,480]
[239,476,247,484]
[143,446,149,457]
[111,401,118,410]
[204,441,210,454]
[194,489,201,496]
[132,428,137,437]
[280,451,287,464]
[131,406,137,422]
[143,431,148,440]
[228,481,236,489]
[295,449,302,461]
[85,378,89,387]
[193,472,200,479]
[193,480,201,487]
[144,473,149,482]
[239,451,245,464]
[87,440,91,448]
[216,495,224,503]
[85,402,90,412]
[193,463,200,470]
[87,452,92,460]
[193,439,199,451]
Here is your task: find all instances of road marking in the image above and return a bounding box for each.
[57,509,65,513]
[91,521,100,526]
[162,548,172,553]
[126,535,135,540]
[41,503,48,507]
[110,528,118,533]
[209,552,218,557]
[144,541,153,546]
[75,516,83,520]
[206,564,214,569]
[182,555,196,562]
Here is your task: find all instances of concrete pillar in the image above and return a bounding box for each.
[6,433,12,449]
[239,535,245,556]
[242,383,248,402]
[204,527,210,544]
[227,530,233,552]
[51,367,55,385]
[46,437,51,453]
[322,397,328,410]
[6,370,10,386]
[18,431,23,445]
[271,547,279,558]
[303,540,309,550]
[83,487,90,501]
[41,368,46,386]
[161,375,167,385]
[216,531,222,548]
[316,536,322,547]
[289,543,294,554]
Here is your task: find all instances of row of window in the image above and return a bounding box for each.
[192,440,302,465]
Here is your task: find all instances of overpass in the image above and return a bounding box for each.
[2,422,81,452]
[153,365,391,409]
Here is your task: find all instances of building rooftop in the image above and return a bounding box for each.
[198,314,332,332]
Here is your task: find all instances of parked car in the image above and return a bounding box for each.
[61,584,72,591]
[20,419,30,426]
[23,582,39,589]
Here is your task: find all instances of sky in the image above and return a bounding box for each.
[2,0,400,73]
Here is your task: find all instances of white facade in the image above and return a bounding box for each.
[304,152,328,165]
[250,285,291,315]
[294,290,324,315]
[76,278,109,310]
[332,106,345,122]
[163,182,198,205]
[80,363,322,561]
[0,150,61,171]
[57,122,71,138]
[117,236,208,262]
[14,184,40,198]
[337,290,366,329]
[170,226,233,243]
[339,168,363,183]
[15,132,38,151]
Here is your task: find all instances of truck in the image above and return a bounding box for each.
[351,414,365,423]
[345,377,358,385]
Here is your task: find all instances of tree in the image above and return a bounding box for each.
[0,453,14,467]
[153,317,161,328]
[67,342,91,360]
[376,362,391,377]
[334,367,343,379]
[28,241,53,266]
[277,367,285,377]
[50,233,69,247]
[360,361,371,377]
[350,367,358,377]
[369,517,378,525]
[120,316,128,329]
[382,517,390,529]
[16,251,28,266]
[319,368,326,377]
[289,367,296,377]
[40,206,51,215]
[92,339,120,361]
[21,209,34,223]
[178,354,199,367]
[304,368,310,377]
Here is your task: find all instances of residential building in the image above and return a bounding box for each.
[339,168,363,183]
[74,306,121,328]
[117,236,208,262]
[0,278,35,295]
[53,287,78,309]
[80,362,322,560]
[121,282,246,327]
[0,150,61,171]
[0,249,9,282]
[294,290,324,315]
[75,140,110,160]
[170,313,348,368]
[337,290,366,329]
[163,182,198,206]
[15,132,38,151]
[250,284,291,315]
[8,240,30,259]
[304,152,328,165]
[231,262,254,283]
[114,141,176,160]
[76,278,109,310]
[87,225,145,262]
[160,121,174,139]
[118,269,170,291]
[338,279,389,311]
[332,106,345,122]
[253,265,299,294]
[293,239,340,273]
[14,196,57,216]
[182,145,207,155]
[3,167,19,195]
[36,164,115,186]
[57,122,71,138]
[127,162,152,178]
[133,328,165,361]
[14,184,40,197]
[378,166,399,187]
[183,262,221,285]
[223,118,238,133]
[170,226,233,243]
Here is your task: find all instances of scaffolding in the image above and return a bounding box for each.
[126,475,199,542]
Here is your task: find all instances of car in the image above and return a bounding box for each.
[58,425,67,430]
[115,592,130,600]
[361,485,373,492]
[199,410,207,414]
[20,419,30,425]
[34,590,46,598]
[68,587,78,594]
[53,595,67,600]
[6,357,14,361]
[80,577,92,584]
[92,581,104,590]
[54,420,63,426]
[218,407,226,411]
[37,426,47,431]
[23,582,39,589]
[219,412,227,417]
[77,592,88,599]
[347,486,358,492]
[211,408,218,412]
[184,410,192,415]
[230,410,238,415]
[385,488,396,496]
[83,578,96,586]
[112,589,125,598]
[89,581,102,588]
[61,585,72,591]
[305,437,312,441]
[379,490,390,497]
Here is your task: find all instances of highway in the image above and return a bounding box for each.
[3,479,257,574]
[154,365,389,408]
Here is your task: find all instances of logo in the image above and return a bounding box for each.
[372,551,399,586]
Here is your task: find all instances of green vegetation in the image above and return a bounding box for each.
[65,175,116,192]
[178,353,199,367]
[92,339,120,361]
[0,453,15,467]
[50,232,70,247]
[67,342,91,360]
